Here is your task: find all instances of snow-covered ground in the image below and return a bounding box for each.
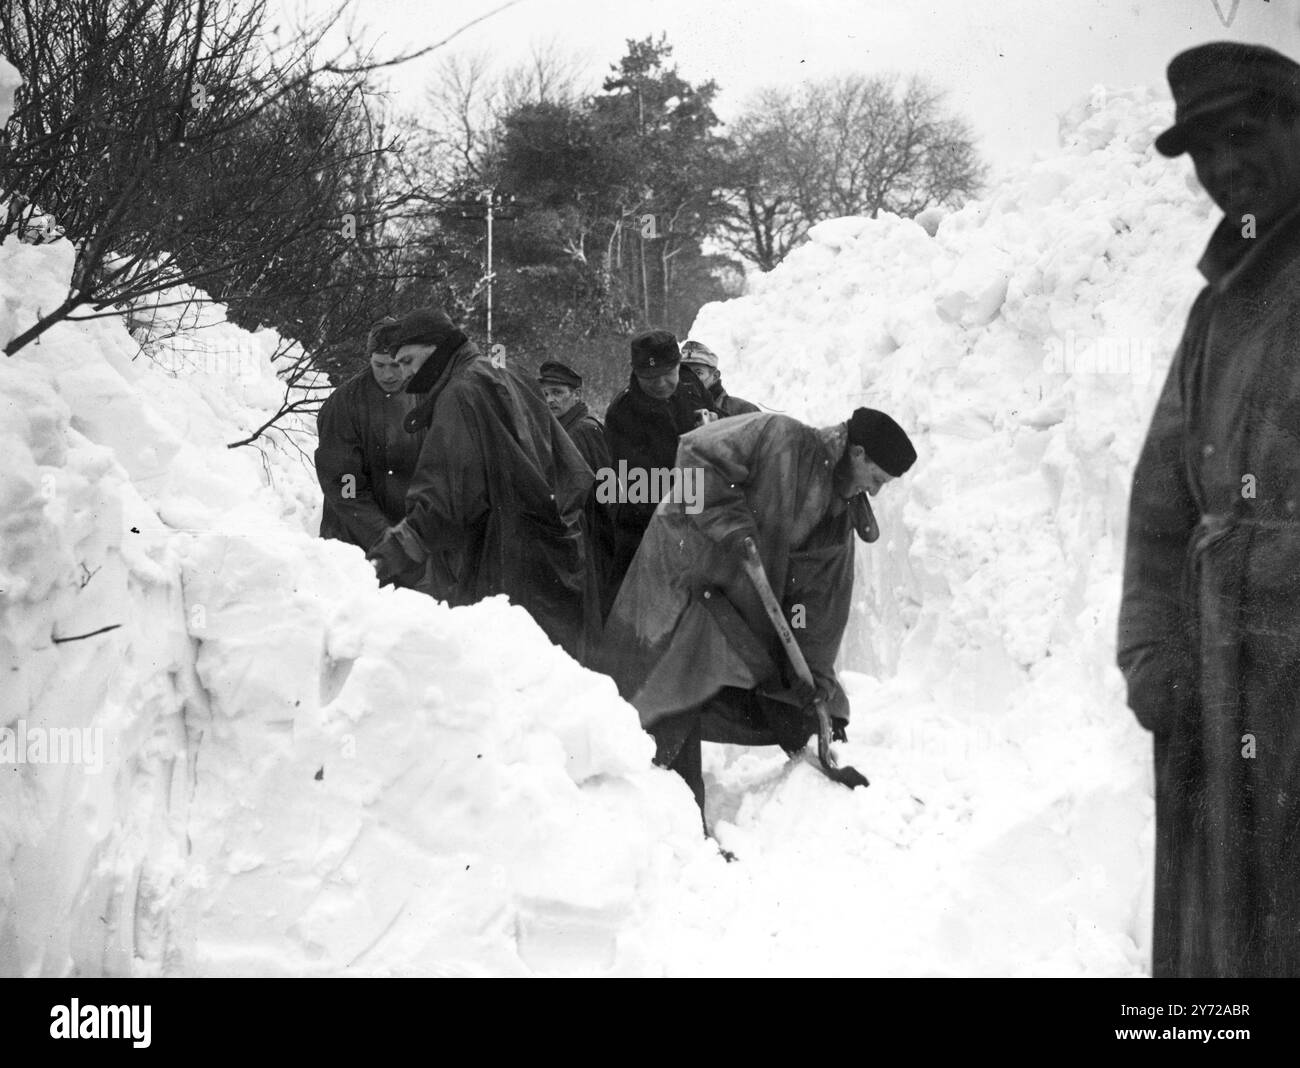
[2,60,1211,975]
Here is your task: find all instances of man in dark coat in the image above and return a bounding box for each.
[537,361,610,471]
[367,310,596,661]
[538,359,614,644]
[1118,42,1300,978]
[315,316,426,585]
[603,329,724,613]
[681,339,760,417]
[600,406,916,824]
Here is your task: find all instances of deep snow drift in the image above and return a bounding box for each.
[2,66,1213,974]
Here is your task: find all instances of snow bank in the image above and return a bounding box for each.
[0,157,715,974]
[683,85,1208,975]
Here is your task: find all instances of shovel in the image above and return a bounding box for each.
[740,537,869,790]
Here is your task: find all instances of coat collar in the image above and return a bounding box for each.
[1198,199,1300,290]
[558,400,590,430]
[402,340,481,433]
[816,422,848,467]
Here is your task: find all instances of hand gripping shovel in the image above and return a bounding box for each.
[740,538,869,789]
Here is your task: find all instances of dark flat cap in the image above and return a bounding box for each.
[1156,42,1300,157]
[538,361,582,388]
[630,329,680,374]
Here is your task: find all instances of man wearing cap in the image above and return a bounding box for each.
[537,361,611,474]
[1118,42,1300,977]
[600,407,916,828]
[315,316,427,585]
[538,359,614,632]
[603,329,724,614]
[366,309,597,661]
[681,340,760,417]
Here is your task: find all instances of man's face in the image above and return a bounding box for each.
[1185,109,1300,228]
[541,383,579,417]
[837,445,894,498]
[391,342,438,383]
[635,365,679,401]
[369,349,413,392]
[683,362,719,390]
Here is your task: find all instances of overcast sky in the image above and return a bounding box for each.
[288,0,1300,174]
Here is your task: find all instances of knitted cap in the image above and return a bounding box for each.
[680,340,719,370]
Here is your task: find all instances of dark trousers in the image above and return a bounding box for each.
[651,713,707,834]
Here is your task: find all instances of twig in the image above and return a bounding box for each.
[52,623,122,644]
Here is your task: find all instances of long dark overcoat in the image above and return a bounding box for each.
[383,341,596,661]
[1119,205,1300,977]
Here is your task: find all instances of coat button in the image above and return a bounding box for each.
[387,469,394,476]
[1202,443,1214,457]
[1287,500,1297,515]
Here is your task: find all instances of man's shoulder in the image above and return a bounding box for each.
[605,386,636,423]
[724,394,761,416]
[572,408,605,434]
[735,410,821,451]
[329,367,373,396]
[319,369,373,418]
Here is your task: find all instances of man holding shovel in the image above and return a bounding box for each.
[599,407,916,828]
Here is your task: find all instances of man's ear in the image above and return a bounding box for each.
[848,443,866,462]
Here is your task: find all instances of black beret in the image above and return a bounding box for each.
[537,361,582,388]
[847,408,916,477]
[630,329,680,374]
[1156,42,1300,157]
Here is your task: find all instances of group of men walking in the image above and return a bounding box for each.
[315,311,916,825]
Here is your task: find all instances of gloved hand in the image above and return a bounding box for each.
[367,531,420,587]
[723,528,760,561]
[1120,642,1193,735]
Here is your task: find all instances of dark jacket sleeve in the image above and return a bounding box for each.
[1116,291,1206,733]
[314,384,390,551]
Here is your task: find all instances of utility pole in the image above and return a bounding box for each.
[454,189,517,351]
[483,188,494,347]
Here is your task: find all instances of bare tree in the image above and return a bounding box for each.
[0,0,525,358]
[496,39,586,112]
[720,73,986,270]
[417,40,590,187]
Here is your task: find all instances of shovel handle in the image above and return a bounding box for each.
[741,537,816,689]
